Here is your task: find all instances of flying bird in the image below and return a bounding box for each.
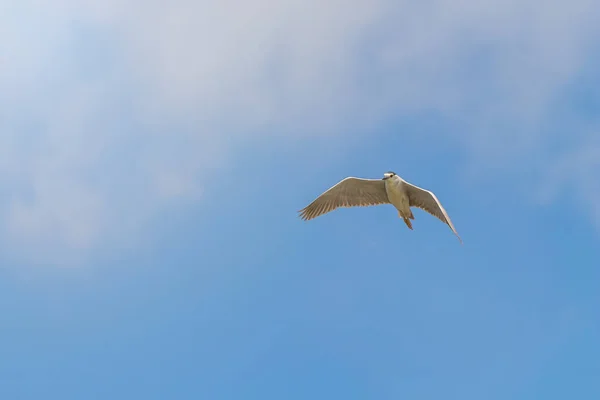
[299,171,462,243]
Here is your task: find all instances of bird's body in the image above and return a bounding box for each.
[383,173,415,229]
[299,171,462,243]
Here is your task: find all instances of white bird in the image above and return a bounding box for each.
[299,171,462,243]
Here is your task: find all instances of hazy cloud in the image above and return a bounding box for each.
[2,0,599,262]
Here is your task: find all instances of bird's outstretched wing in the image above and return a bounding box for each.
[299,177,390,221]
[405,182,462,243]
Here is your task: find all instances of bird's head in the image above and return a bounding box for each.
[382,171,396,180]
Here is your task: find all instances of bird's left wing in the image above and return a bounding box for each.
[299,177,389,221]
[404,182,462,243]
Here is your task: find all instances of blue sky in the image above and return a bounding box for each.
[1,0,600,398]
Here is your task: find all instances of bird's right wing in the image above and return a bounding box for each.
[299,177,390,221]
[404,182,462,243]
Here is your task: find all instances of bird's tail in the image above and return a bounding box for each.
[399,211,413,230]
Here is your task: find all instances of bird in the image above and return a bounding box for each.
[299,171,462,243]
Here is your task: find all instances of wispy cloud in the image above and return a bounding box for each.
[2,0,599,263]
[539,132,600,227]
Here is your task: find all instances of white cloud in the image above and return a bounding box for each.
[1,0,599,263]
